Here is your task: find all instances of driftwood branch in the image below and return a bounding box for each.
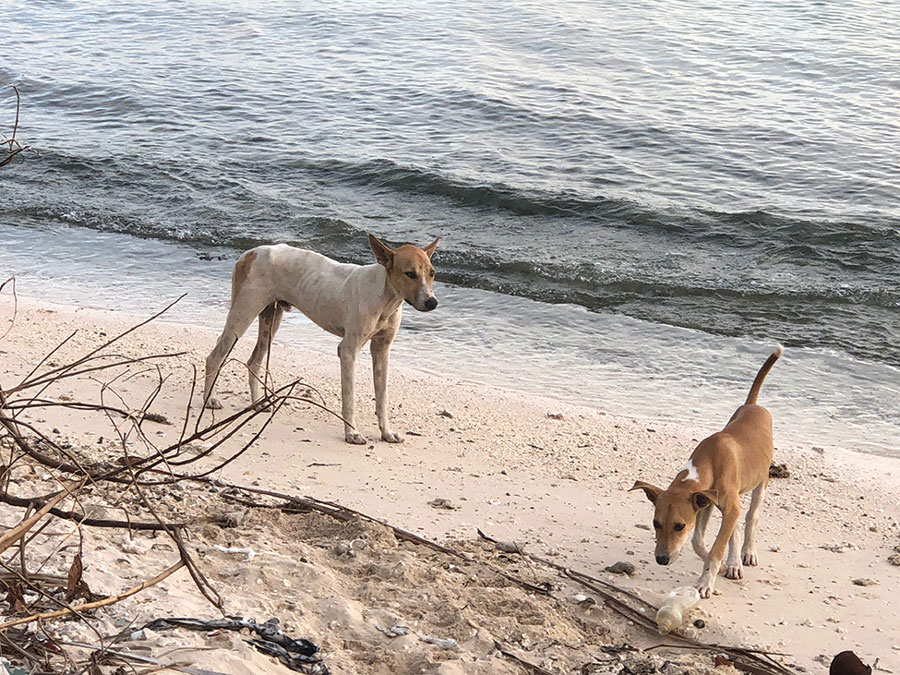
[0,559,185,630]
[0,483,83,556]
[207,479,552,597]
[476,528,797,675]
[494,640,558,675]
[215,483,799,674]
[55,640,231,675]
[0,490,183,531]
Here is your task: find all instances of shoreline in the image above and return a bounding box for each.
[2,291,900,671]
[9,290,900,476]
[2,221,899,460]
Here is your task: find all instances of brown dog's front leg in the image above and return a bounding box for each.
[697,504,741,598]
[691,506,712,560]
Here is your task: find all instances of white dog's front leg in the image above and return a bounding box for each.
[339,337,366,445]
[371,333,402,443]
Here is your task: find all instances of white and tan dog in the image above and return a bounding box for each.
[630,346,783,598]
[202,234,439,444]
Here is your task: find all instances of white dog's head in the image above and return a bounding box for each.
[369,234,439,312]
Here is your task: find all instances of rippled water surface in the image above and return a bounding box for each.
[2,1,899,453]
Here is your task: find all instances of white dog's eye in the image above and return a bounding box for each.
[674,523,685,532]
[406,272,417,280]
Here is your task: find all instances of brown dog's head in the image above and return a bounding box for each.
[629,480,717,565]
[369,234,439,312]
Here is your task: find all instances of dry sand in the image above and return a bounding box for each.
[1,294,899,674]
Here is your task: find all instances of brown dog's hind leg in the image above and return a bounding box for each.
[742,483,766,566]
[725,525,744,579]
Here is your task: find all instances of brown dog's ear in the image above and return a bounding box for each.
[369,234,394,268]
[691,490,718,511]
[629,480,662,504]
[423,237,439,259]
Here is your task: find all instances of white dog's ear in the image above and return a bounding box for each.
[369,234,394,267]
[629,480,662,504]
[691,490,718,511]
[423,237,440,259]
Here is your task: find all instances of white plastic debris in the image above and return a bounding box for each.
[655,586,701,635]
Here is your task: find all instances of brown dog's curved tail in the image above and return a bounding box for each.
[745,344,784,405]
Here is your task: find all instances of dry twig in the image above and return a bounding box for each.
[1,86,29,168]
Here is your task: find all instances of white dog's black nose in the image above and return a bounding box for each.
[656,554,670,565]
[424,297,438,311]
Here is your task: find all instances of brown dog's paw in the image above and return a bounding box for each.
[696,570,716,598]
[742,551,759,566]
[382,430,404,443]
[345,431,367,445]
[725,563,743,580]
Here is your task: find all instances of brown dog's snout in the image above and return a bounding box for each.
[656,554,670,566]
[424,297,438,311]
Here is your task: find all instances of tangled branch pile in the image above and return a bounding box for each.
[0,287,332,673]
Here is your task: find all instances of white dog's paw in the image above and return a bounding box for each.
[345,431,367,445]
[204,397,223,410]
[381,430,404,443]
[250,398,276,412]
[742,551,758,566]
[725,562,743,580]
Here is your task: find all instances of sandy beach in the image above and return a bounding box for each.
[5,3,899,672]
[1,292,899,674]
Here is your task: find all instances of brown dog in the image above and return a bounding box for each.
[631,346,782,597]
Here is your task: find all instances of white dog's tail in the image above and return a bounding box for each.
[745,345,784,405]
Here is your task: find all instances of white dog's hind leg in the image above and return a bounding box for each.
[248,302,284,405]
[742,483,766,566]
[203,302,261,410]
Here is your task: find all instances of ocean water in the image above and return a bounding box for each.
[1,0,898,455]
